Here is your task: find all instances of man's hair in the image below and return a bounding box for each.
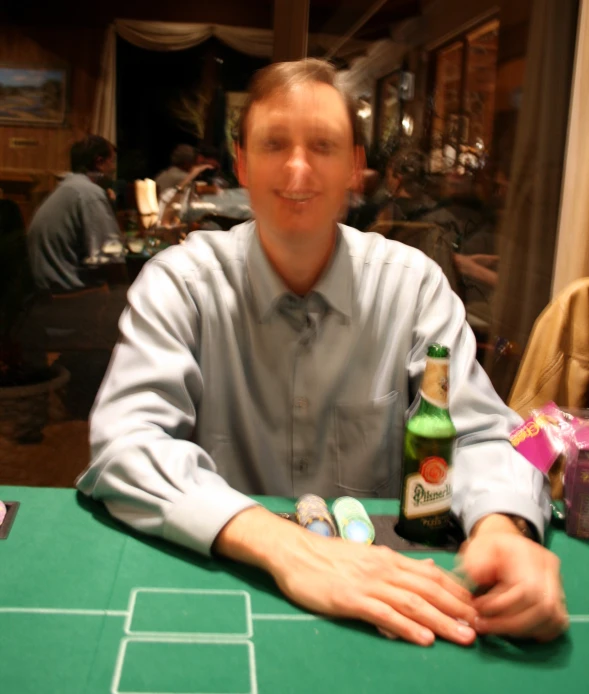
[70,135,113,173]
[237,59,363,149]
[170,144,196,169]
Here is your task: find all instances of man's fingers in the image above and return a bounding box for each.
[530,613,570,643]
[394,555,474,604]
[352,596,435,647]
[393,570,478,625]
[374,585,477,646]
[474,584,535,618]
[475,601,569,639]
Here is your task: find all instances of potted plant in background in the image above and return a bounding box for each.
[0,199,69,443]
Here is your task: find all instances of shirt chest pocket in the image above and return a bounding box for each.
[332,390,400,497]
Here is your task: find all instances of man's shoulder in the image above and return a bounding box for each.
[61,173,106,202]
[339,224,438,275]
[151,222,251,279]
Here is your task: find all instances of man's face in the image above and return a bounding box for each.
[237,82,360,247]
[96,147,117,178]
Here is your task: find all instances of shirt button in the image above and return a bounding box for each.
[297,457,309,473]
[294,397,308,410]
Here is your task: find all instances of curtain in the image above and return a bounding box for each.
[336,39,408,98]
[552,0,589,296]
[91,24,117,144]
[116,20,275,55]
[483,0,579,401]
[91,20,372,144]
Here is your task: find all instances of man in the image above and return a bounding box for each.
[155,144,218,198]
[77,60,567,647]
[155,144,196,193]
[27,135,124,293]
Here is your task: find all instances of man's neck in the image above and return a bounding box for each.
[258,226,337,296]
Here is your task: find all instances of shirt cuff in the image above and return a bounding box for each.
[163,487,259,556]
[461,492,548,543]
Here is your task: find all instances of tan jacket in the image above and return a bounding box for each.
[509,277,589,418]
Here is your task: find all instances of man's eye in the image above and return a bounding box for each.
[262,138,284,151]
[313,139,334,154]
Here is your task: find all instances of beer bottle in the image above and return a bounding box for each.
[397,343,456,545]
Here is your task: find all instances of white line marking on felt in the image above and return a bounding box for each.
[248,640,258,694]
[251,614,321,621]
[0,608,127,616]
[124,588,253,638]
[1,605,587,624]
[111,637,257,694]
[111,637,128,694]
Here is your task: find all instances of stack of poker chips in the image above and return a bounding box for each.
[332,496,375,545]
[295,494,337,537]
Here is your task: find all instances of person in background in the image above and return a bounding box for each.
[27,135,124,294]
[155,144,197,193]
[155,144,219,198]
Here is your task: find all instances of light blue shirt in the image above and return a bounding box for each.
[77,222,550,555]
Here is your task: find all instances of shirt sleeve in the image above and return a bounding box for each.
[408,262,551,540]
[75,258,258,556]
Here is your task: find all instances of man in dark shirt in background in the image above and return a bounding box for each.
[25,135,126,419]
[27,135,124,293]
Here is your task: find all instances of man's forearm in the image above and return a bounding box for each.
[216,510,526,571]
[213,505,310,573]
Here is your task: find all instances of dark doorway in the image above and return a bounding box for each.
[116,36,269,181]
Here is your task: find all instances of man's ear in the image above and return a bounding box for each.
[235,145,248,187]
[348,145,366,193]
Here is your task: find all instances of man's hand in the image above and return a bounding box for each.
[215,507,477,647]
[188,164,214,181]
[461,515,569,642]
[453,253,498,287]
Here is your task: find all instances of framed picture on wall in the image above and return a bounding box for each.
[0,64,68,127]
[225,91,248,159]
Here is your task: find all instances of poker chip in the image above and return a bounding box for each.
[332,496,375,544]
[0,501,6,527]
[295,494,337,537]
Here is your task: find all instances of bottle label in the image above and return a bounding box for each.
[402,467,453,519]
[421,358,449,409]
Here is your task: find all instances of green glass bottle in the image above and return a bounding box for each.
[397,343,456,545]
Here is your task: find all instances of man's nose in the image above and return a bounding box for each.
[285,146,311,187]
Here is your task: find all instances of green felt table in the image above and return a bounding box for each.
[0,486,587,694]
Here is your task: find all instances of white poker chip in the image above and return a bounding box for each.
[0,501,6,526]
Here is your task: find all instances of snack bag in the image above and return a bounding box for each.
[510,403,589,539]
[509,402,574,496]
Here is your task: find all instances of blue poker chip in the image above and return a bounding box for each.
[306,520,335,537]
[344,519,372,544]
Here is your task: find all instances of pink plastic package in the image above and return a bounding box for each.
[510,402,589,539]
[509,402,572,474]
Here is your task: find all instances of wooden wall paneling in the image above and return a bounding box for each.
[0,24,105,220]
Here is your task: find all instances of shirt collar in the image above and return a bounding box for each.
[246,223,353,323]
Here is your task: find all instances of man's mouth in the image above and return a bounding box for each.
[277,191,316,202]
